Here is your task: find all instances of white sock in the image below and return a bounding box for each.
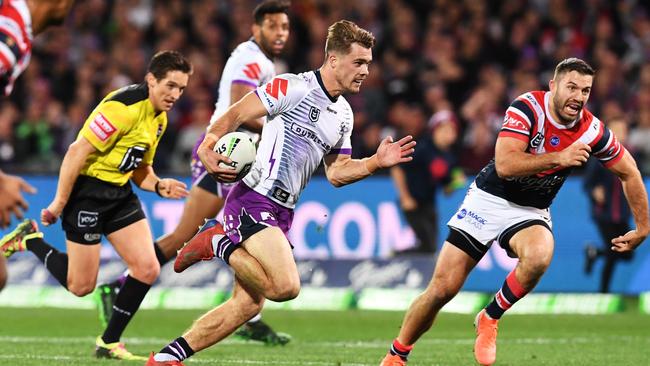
[248,313,262,323]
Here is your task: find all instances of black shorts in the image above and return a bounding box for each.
[61,176,146,245]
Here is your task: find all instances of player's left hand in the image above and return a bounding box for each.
[157,178,189,199]
[375,135,416,168]
[611,229,648,252]
[0,173,36,228]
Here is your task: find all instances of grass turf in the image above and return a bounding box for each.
[0,306,648,365]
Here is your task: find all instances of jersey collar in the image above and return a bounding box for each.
[314,69,338,103]
[544,91,580,129]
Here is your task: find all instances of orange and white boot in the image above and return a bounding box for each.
[473,309,498,366]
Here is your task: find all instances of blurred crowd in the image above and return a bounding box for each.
[3,0,650,175]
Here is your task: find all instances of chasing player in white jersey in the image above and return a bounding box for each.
[0,0,75,292]
[144,20,416,366]
[95,0,291,345]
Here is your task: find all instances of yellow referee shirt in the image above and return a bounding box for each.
[79,83,167,186]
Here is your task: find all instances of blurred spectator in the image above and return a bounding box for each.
[1,0,649,176]
[583,117,634,293]
[390,107,465,255]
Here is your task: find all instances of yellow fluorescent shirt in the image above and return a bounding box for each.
[79,83,167,186]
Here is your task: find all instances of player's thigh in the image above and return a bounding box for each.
[427,241,478,295]
[509,224,554,264]
[159,185,225,254]
[0,256,7,290]
[107,218,159,282]
[242,227,299,289]
[66,240,101,288]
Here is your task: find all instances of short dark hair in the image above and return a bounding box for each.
[147,50,192,80]
[553,58,595,80]
[253,0,290,25]
[325,20,375,55]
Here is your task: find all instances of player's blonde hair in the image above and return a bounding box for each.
[325,20,375,55]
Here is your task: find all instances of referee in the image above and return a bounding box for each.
[0,50,192,360]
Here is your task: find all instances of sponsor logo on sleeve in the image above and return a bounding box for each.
[89,112,116,141]
[243,63,261,80]
[264,78,288,100]
[529,132,544,149]
[503,115,526,129]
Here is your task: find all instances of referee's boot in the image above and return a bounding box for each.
[0,219,41,258]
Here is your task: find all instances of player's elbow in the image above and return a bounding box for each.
[328,177,345,188]
[325,169,346,188]
[495,160,514,179]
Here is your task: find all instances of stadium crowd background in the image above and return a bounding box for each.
[2,0,650,176]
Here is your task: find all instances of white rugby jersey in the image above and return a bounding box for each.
[209,39,275,138]
[0,0,33,96]
[244,70,354,208]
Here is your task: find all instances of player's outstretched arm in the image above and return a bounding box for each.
[132,165,188,199]
[41,137,96,226]
[607,149,649,252]
[323,135,415,187]
[198,92,268,182]
[0,172,36,228]
[495,137,591,178]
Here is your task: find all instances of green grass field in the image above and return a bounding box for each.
[0,306,648,365]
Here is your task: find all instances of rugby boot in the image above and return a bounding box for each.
[95,336,147,361]
[380,353,407,366]
[144,352,185,366]
[474,309,498,366]
[93,282,119,328]
[234,320,291,346]
[174,219,224,272]
[0,219,41,258]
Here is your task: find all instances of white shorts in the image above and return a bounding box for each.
[446,183,552,260]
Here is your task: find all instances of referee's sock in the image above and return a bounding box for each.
[102,275,151,343]
[26,237,69,289]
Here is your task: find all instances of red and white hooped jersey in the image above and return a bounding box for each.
[0,0,32,96]
[475,90,624,209]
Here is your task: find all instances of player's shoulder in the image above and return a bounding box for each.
[512,90,545,105]
[232,40,273,64]
[273,72,313,92]
[105,83,148,106]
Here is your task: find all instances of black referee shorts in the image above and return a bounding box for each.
[61,176,146,245]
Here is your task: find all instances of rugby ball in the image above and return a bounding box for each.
[214,131,256,181]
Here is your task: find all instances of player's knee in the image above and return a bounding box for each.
[67,280,95,297]
[268,281,300,302]
[130,262,160,284]
[522,245,553,274]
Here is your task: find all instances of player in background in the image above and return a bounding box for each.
[1,51,192,360]
[583,117,635,293]
[0,0,76,292]
[144,20,415,366]
[379,58,649,366]
[94,0,291,345]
